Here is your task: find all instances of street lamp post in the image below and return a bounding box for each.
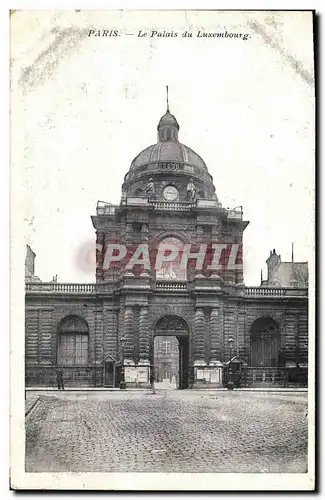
[228,337,234,390]
[120,335,126,390]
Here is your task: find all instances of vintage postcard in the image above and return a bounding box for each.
[10,9,315,491]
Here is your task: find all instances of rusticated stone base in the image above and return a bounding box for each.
[25,365,104,387]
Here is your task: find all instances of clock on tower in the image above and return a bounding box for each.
[163,185,178,201]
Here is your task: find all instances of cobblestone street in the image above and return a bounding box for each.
[25,390,308,473]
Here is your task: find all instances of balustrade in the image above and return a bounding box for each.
[156,281,187,291]
[25,282,307,297]
[245,287,308,297]
[25,282,95,293]
[152,201,192,211]
[96,201,116,215]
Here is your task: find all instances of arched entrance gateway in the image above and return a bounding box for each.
[153,315,190,389]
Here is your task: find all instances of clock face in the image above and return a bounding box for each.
[163,185,178,201]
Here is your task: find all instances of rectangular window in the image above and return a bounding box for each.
[58,334,88,365]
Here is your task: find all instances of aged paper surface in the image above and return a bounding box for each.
[10,9,315,490]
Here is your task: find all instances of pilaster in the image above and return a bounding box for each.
[139,306,150,362]
[38,309,53,365]
[124,306,134,362]
[209,308,221,362]
[194,307,205,364]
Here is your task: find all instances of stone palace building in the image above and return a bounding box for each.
[25,102,309,388]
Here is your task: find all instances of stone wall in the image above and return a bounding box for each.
[25,296,116,386]
[25,290,308,387]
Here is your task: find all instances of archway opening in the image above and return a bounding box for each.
[154,336,179,389]
[153,315,190,389]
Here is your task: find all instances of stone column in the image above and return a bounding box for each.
[209,308,221,362]
[94,308,103,365]
[124,306,134,362]
[208,307,223,386]
[139,306,150,363]
[194,307,205,364]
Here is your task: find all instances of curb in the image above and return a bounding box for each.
[184,388,308,393]
[25,396,40,417]
[25,387,307,393]
[25,388,150,392]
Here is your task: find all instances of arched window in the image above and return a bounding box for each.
[57,315,89,366]
[155,236,186,281]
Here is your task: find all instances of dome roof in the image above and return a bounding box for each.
[130,141,208,171]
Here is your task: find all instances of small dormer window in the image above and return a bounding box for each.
[290,280,299,288]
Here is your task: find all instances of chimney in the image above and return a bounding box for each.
[25,245,36,276]
[266,249,281,281]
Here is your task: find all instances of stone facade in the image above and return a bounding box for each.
[25,105,309,388]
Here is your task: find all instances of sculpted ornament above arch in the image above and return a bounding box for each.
[57,314,89,334]
[246,310,285,331]
[150,304,193,332]
[52,307,91,331]
[155,315,189,332]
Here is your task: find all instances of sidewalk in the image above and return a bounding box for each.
[25,386,307,393]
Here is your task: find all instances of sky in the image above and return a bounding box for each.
[11,10,315,286]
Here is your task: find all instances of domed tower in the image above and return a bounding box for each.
[92,94,249,389]
[121,101,219,203]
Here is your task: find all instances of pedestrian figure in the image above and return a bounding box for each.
[56,368,65,390]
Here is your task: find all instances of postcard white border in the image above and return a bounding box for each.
[7,1,318,492]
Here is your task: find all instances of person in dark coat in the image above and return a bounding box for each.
[56,368,65,390]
